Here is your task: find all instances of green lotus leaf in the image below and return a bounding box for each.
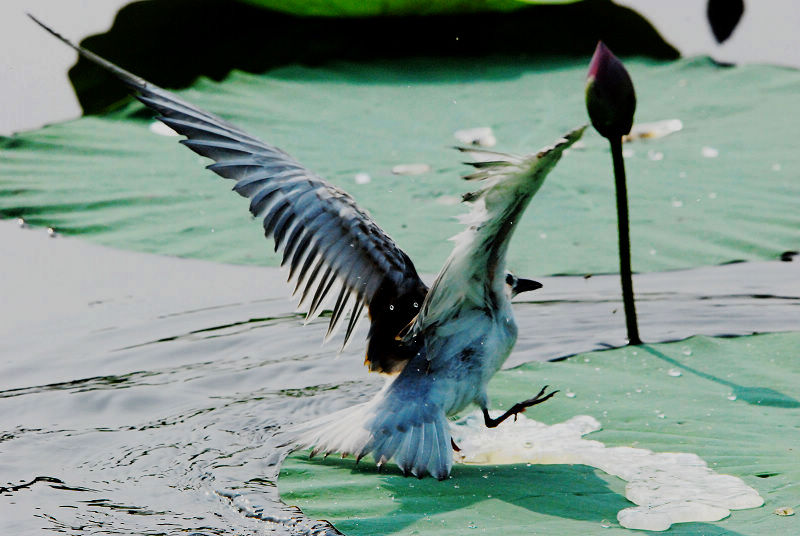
[2,57,798,275]
[280,333,800,535]
[237,0,580,17]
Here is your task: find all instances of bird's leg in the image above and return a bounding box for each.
[482,385,558,428]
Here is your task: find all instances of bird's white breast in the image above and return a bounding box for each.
[424,301,518,415]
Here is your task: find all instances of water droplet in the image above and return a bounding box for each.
[708,192,718,199]
[565,391,576,398]
[413,302,419,308]
[389,305,394,311]
[668,369,682,377]
[681,347,693,356]
[523,441,534,449]
[467,521,478,529]
[671,199,683,208]
[657,413,666,419]
[727,394,737,401]
[354,172,371,184]
[647,150,664,161]
[701,146,719,158]
[47,227,56,237]
[622,148,635,158]
[600,519,613,528]
[16,218,25,227]
[635,388,643,393]
[771,163,782,172]
[539,232,547,239]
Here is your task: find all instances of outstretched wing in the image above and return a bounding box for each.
[407,126,585,350]
[31,15,428,362]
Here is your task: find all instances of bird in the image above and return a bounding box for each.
[32,15,585,480]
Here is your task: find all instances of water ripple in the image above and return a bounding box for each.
[0,223,797,534]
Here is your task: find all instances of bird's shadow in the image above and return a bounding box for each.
[285,456,751,535]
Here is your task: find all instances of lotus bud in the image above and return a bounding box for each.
[586,41,636,139]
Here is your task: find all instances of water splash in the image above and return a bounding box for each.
[452,412,763,532]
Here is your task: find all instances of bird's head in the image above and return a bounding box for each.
[505,272,543,299]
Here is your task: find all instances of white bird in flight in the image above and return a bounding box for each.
[32,15,585,480]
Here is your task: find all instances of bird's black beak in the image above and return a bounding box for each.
[513,277,543,296]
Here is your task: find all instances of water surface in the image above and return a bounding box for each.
[1,222,797,534]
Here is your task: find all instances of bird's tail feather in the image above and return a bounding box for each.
[283,389,453,480]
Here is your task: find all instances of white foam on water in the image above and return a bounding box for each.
[451,412,763,532]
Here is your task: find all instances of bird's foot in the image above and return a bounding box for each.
[482,385,559,428]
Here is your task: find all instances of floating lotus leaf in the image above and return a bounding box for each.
[280,333,800,535]
[2,58,798,275]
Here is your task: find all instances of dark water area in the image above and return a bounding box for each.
[1,221,797,534]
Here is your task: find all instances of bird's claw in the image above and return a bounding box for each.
[483,385,559,428]
[519,385,559,409]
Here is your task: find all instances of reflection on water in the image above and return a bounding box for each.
[0,222,797,534]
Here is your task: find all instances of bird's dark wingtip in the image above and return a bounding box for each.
[27,14,74,48]
[29,13,149,93]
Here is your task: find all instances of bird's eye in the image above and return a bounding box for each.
[505,273,514,285]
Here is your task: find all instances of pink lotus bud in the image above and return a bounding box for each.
[586,41,636,139]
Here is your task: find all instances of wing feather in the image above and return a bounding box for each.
[31,15,428,354]
[306,266,336,315]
